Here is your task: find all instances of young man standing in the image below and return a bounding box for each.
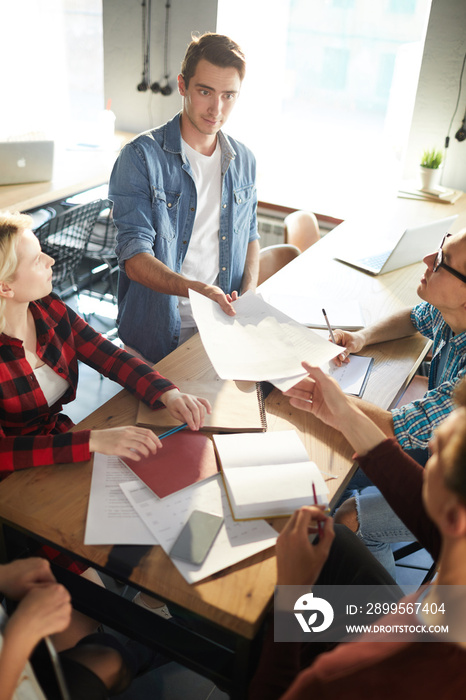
[109,33,260,364]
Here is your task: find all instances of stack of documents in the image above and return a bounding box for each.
[121,474,278,584]
[398,181,463,204]
[189,289,342,391]
[85,453,278,583]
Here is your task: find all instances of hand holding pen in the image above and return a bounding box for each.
[322,308,351,366]
[276,506,334,586]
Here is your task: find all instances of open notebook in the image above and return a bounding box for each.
[213,431,328,520]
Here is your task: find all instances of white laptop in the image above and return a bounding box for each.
[0,140,54,185]
[334,215,458,275]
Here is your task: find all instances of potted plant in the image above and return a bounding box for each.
[419,147,443,191]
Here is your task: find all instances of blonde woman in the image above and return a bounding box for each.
[0,211,211,475]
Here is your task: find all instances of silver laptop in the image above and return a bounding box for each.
[0,140,54,185]
[335,215,458,275]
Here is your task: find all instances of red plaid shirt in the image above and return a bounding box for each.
[0,293,176,475]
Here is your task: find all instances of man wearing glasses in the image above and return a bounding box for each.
[319,229,466,577]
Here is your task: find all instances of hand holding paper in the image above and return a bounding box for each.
[189,290,343,386]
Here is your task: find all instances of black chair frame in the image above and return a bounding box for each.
[35,199,103,299]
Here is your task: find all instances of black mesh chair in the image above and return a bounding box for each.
[82,200,119,300]
[72,201,120,341]
[35,199,103,298]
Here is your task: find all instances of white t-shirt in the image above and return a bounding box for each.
[34,363,69,407]
[178,138,222,329]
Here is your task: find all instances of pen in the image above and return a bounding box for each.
[312,482,323,538]
[322,308,336,344]
[158,423,188,440]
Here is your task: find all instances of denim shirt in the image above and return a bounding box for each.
[109,112,259,363]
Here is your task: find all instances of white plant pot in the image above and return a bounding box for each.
[419,165,442,191]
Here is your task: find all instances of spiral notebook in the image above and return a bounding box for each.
[137,333,266,432]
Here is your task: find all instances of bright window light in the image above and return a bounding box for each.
[0,0,103,144]
[217,0,432,219]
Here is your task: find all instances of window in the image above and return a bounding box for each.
[332,0,355,9]
[0,0,103,143]
[377,53,396,100]
[217,0,432,219]
[322,47,350,91]
[389,0,417,14]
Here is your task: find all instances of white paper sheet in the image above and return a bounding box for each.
[120,475,278,584]
[224,463,328,508]
[262,296,365,330]
[214,429,311,469]
[271,374,313,392]
[84,453,158,545]
[189,290,342,382]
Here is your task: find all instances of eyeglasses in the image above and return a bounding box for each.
[432,233,466,284]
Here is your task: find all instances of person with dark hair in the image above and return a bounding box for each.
[110,32,260,364]
[330,229,466,577]
[249,364,466,700]
[180,32,246,86]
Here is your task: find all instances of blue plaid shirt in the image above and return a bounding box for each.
[392,302,466,449]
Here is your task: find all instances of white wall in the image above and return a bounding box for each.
[102,0,218,134]
[403,0,466,191]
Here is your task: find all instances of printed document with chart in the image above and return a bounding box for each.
[189,290,343,390]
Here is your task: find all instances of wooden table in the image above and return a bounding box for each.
[1,193,466,695]
[0,132,133,213]
[0,337,425,696]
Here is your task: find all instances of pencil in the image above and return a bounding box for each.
[312,482,323,538]
[322,308,336,344]
[158,423,188,440]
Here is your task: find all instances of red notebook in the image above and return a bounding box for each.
[121,431,218,498]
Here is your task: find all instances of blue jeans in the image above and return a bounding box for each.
[353,486,415,580]
[335,448,428,579]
